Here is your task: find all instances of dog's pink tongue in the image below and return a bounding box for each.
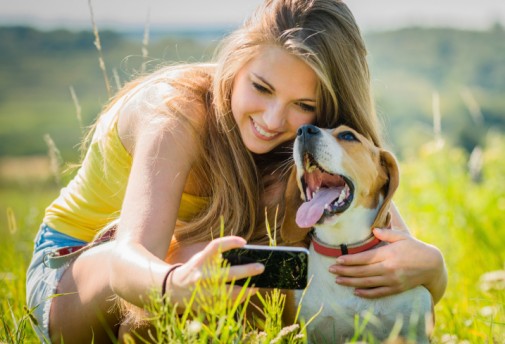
[296,187,342,228]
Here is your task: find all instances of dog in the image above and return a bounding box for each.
[280,124,432,343]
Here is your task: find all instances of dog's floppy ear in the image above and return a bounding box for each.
[280,166,313,244]
[371,149,400,229]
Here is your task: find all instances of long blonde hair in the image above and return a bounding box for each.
[190,0,382,243]
[92,0,382,245]
[214,0,381,146]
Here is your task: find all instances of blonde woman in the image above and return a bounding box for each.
[26,0,447,342]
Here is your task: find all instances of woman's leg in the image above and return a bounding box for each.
[49,237,210,343]
[49,242,121,344]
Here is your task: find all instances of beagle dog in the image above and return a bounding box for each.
[281,125,432,343]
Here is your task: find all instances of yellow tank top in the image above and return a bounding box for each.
[44,111,209,242]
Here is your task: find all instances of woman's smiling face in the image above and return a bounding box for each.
[231,46,318,154]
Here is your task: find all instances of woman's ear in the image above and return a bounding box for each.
[371,149,400,229]
[280,166,313,244]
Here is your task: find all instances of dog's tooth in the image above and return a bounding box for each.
[344,184,350,196]
[338,188,346,202]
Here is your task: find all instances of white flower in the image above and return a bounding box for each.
[479,270,505,292]
[187,320,202,334]
[479,305,497,317]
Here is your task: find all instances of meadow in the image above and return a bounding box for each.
[1,129,505,343]
[1,21,505,344]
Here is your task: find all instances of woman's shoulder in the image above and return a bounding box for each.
[128,64,214,101]
[154,63,216,91]
[117,64,216,152]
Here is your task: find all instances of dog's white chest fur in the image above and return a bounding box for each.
[295,246,432,343]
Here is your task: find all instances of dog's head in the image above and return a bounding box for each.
[281,124,399,244]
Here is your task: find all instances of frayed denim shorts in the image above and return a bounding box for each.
[25,223,86,342]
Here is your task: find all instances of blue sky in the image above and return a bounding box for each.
[1,0,505,32]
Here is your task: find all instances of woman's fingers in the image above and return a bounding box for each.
[331,247,384,267]
[324,229,446,301]
[354,286,399,299]
[335,268,407,289]
[335,274,389,288]
[227,263,264,282]
[333,270,406,299]
[176,236,265,287]
[167,237,269,309]
[203,236,247,257]
[330,261,384,278]
[330,229,411,268]
[373,227,411,243]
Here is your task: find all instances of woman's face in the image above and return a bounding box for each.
[231,46,318,154]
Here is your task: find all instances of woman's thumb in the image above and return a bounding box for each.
[373,227,408,243]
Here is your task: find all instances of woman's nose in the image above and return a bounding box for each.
[263,102,286,130]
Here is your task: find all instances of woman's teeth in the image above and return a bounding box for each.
[253,120,277,138]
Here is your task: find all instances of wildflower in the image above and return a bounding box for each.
[479,306,497,317]
[270,324,299,343]
[293,333,304,340]
[479,270,505,292]
[440,333,458,344]
[187,320,202,334]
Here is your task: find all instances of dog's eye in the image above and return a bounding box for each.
[337,131,358,142]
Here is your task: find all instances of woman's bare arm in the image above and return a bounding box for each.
[110,109,197,306]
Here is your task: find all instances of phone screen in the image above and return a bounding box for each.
[222,245,309,289]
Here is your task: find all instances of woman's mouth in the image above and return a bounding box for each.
[250,118,280,140]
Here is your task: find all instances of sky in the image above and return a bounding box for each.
[1,0,505,32]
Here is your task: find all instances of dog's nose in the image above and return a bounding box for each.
[297,124,321,138]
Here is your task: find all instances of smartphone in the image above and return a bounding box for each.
[222,245,309,289]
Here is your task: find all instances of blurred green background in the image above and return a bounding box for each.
[0,24,504,163]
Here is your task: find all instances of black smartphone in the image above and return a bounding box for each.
[222,245,309,289]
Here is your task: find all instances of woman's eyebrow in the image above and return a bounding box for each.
[252,72,316,103]
[297,97,316,103]
[252,73,274,90]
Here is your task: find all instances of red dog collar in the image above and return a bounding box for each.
[311,232,382,257]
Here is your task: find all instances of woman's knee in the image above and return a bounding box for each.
[49,250,121,343]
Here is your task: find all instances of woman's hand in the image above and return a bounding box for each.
[328,228,447,303]
[167,236,265,308]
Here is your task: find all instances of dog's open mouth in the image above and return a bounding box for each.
[296,153,354,228]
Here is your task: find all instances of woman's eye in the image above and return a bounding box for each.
[337,131,358,141]
[297,102,316,113]
[252,82,271,94]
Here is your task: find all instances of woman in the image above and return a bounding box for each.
[26,0,447,342]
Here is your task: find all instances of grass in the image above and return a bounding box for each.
[1,135,505,343]
[3,5,503,341]
[131,257,307,344]
[0,178,57,343]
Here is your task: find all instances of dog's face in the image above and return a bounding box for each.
[281,124,399,243]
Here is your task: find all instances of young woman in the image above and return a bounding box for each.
[26,0,447,342]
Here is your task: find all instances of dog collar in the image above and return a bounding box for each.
[311,232,382,257]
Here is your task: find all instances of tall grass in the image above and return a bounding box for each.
[131,253,307,344]
[395,135,505,343]
[0,178,57,343]
[2,135,505,342]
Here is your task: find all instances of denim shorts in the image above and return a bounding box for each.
[25,224,86,342]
